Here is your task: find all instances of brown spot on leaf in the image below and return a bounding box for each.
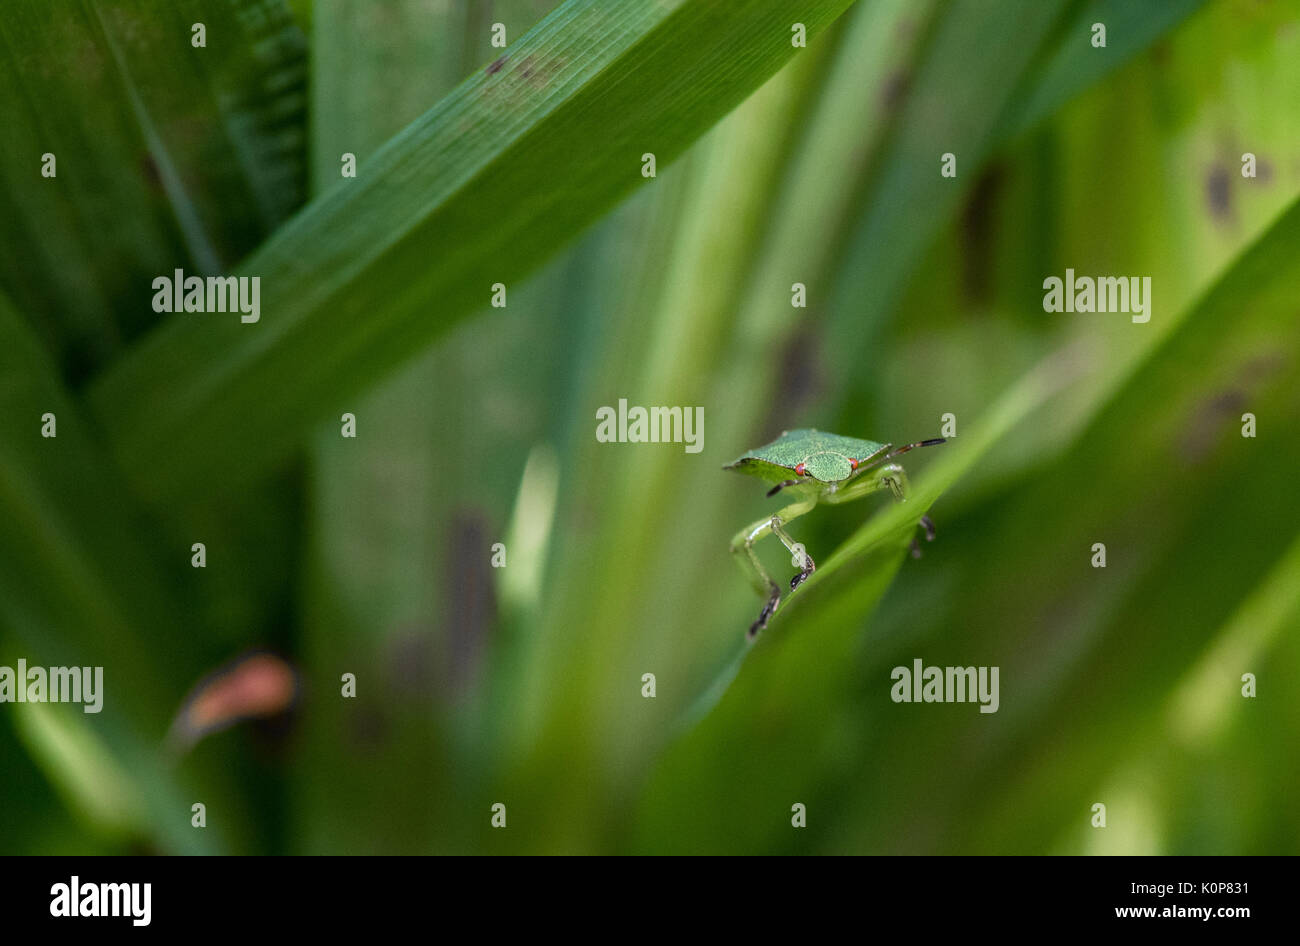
[960,164,1005,305]
[140,153,161,189]
[1180,352,1288,461]
[1206,164,1231,221]
[442,512,496,700]
[350,704,388,752]
[486,55,506,75]
[386,626,437,698]
[1237,352,1285,384]
[881,71,909,110]
[1180,389,1246,462]
[762,323,824,435]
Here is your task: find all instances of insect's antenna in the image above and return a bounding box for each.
[883,437,946,460]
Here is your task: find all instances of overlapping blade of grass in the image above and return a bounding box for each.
[800,10,1300,853]
[841,0,1299,522]
[294,0,565,854]
[518,0,1195,818]
[817,0,1070,386]
[0,662,98,854]
[494,46,839,854]
[617,0,939,707]
[995,0,1208,144]
[1063,529,1300,854]
[0,0,307,371]
[308,0,556,191]
[639,0,1300,821]
[486,1,950,851]
[634,193,1300,853]
[0,290,221,853]
[888,195,1300,854]
[821,0,1207,395]
[294,0,466,856]
[12,702,148,841]
[87,0,861,506]
[630,346,1074,852]
[555,0,934,735]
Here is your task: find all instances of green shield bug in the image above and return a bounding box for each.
[724,428,945,638]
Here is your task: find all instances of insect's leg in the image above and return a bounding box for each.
[827,464,938,556]
[910,514,938,559]
[730,498,816,638]
[875,463,939,557]
[770,518,816,591]
[822,461,910,502]
[820,467,898,505]
[875,462,911,501]
[768,498,816,592]
[730,516,776,595]
[730,516,781,637]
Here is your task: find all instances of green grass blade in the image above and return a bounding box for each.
[482,3,937,851]
[0,290,223,853]
[774,352,1082,631]
[633,347,1073,852]
[995,0,1208,143]
[293,0,560,854]
[650,192,1300,855]
[820,0,1071,382]
[636,202,1300,853]
[87,0,860,505]
[13,702,149,840]
[1056,527,1300,853]
[822,0,1206,394]
[0,0,307,369]
[916,194,1300,854]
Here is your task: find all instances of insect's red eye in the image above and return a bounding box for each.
[794,463,806,476]
[849,458,859,470]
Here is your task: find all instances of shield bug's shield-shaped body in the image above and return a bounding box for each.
[724,428,944,638]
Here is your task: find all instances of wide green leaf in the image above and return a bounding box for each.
[822,0,1208,396]
[995,0,1208,144]
[0,289,222,853]
[292,0,563,854]
[87,0,859,505]
[632,345,1075,852]
[0,0,307,372]
[634,193,1300,853]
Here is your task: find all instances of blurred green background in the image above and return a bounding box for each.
[1,0,1298,854]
